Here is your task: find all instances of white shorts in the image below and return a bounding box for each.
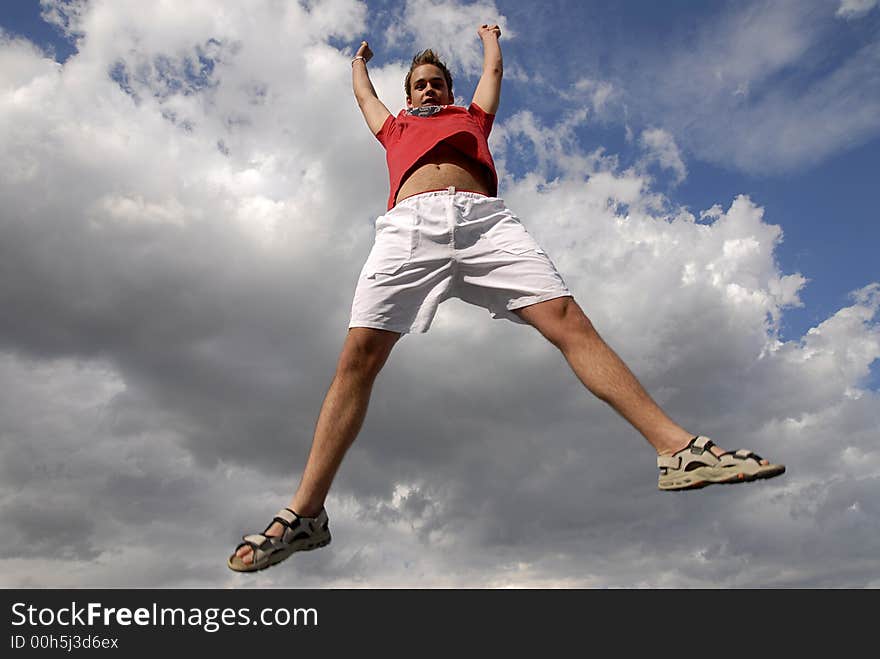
[349,187,572,334]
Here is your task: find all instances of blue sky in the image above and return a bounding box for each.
[1,0,878,587]
[2,0,76,61]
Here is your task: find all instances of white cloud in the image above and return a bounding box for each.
[386,0,512,76]
[836,0,878,19]
[781,284,880,393]
[638,127,687,185]
[0,28,60,90]
[1,0,878,587]
[573,77,616,115]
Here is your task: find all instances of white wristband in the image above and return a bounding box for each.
[351,56,366,65]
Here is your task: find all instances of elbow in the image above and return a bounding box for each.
[353,89,374,105]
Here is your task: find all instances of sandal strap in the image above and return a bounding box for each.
[720,449,764,463]
[274,508,298,526]
[256,508,317,548]
[691,436,714,452]
[658,455,681,469]
[243,533,270,547]
[243,533,286,564]
[235,534,270,556]
[262,508,300,535]
[277,508,313,545]
[246,508,328,545]
[657,435,716,469]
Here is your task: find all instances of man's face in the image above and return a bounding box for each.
[407,64,453,107]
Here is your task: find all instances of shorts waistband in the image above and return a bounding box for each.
[394,187,491,206]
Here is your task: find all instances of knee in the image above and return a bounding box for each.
[337,331,398,380]
[549,300,598,351]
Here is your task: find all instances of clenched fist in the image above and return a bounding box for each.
[355,40,373,63]
[477,24,501,40]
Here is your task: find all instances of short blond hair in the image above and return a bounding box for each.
[404,49,453,99]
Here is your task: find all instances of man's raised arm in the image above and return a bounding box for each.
[352,41,392,135]
[472,24,502,115]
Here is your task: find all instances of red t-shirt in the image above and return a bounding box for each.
[375,103,497,210]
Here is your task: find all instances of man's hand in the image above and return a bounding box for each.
[477,24,501,40]
[355,40,373,63]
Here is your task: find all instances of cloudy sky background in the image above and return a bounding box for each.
[1,0,878,588]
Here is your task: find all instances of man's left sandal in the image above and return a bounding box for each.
[227,507,331,573]
[657,436,785,491]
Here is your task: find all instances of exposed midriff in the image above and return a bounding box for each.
[395,141,492,205]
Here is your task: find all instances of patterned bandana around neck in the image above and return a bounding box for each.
[406,104,446,117]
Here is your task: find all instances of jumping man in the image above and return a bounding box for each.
[228,25,785,573]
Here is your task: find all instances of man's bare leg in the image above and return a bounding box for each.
[514,296,769,462]
[235,327,401,566]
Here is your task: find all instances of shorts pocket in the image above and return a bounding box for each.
[364,215,417,278]
[484,216,546,255]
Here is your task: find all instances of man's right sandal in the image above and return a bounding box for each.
[657,436,785,491]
